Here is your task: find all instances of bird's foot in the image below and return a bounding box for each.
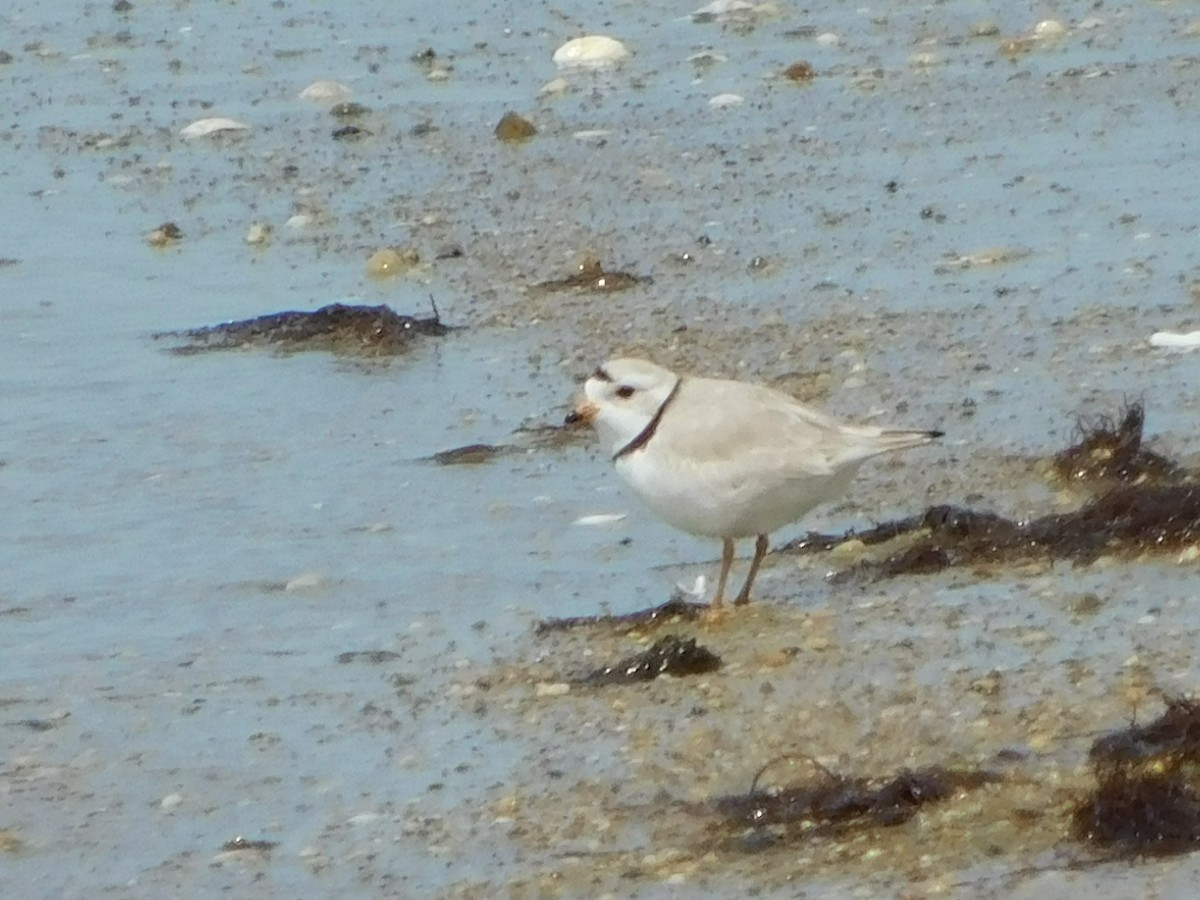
[702,603,730,626]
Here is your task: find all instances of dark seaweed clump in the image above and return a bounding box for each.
[578,635,721,686]
[219,836,277,852]
[1053,403,1183,487]
[714,757,997,851]
[425,443,513,466]
[426,420,592,466]
[824,485,1200,580]
[1074,698,1200,857]
[157,302,452,356]
[781,402,1200,580]
[535,595,707,635]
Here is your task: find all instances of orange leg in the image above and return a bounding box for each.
[710,537,735,609]
[732,534,769,606]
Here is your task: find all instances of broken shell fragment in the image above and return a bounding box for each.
[1149,330,1200,350]
[245,223,272,245]
[179,117,249,139]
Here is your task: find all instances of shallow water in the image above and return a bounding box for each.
[5,0,1200,896]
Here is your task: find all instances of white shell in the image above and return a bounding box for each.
[1149,330,1200,349]
[692,0,754,18]
[179,117,249,139]
[573,513,628,526]
[553,35,630,70]
[1034,19,1068,38]
[298,80,351,102]
[709,93,744,108]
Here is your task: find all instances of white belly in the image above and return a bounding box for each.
[615,450,860,538]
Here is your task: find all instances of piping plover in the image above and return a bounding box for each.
[568,358,942,609]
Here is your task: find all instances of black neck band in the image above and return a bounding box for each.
[613,377,682,460]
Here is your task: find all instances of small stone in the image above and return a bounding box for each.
[494,111,537,143]
[782,60,815,81]
[365,246,420,278]
[245,222,272,245]
[535,682,571,697]
[145,222,182,247]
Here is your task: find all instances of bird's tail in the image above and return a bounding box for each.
[832,426,943,467]
[875,428,944,452]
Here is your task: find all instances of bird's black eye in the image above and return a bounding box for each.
[616,385,635,399]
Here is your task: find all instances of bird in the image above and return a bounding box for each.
[567,357,942,611]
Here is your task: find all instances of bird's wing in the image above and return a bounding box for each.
[659,377,854,477]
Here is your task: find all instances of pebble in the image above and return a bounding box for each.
[535,682,571,697]
[245,222,272,245]
[553,35,630,70]
[782,60,815,82]
[494,111,537,143]
[145,222,182,247]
